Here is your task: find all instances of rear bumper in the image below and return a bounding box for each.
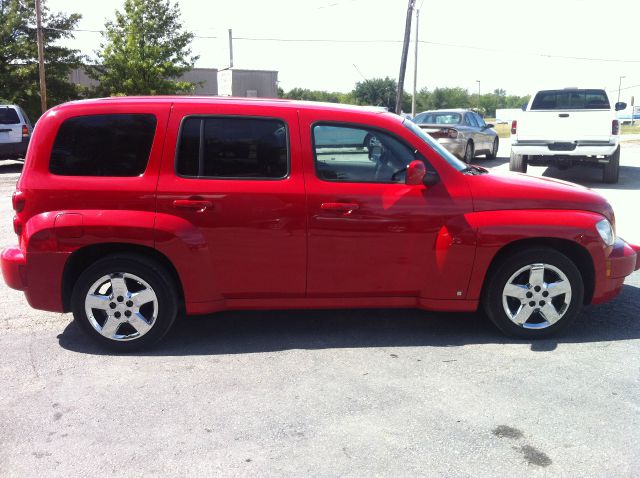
[592,239,639,304]
[511,141,617,157]
[1,246,27,290]
[1,246,67,312]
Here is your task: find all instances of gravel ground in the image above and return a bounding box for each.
[0,142,638,477]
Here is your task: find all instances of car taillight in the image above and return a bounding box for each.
[612,120,619,135]
[21,124,29,138]
[511,120,517,135]
[12,190,25,213]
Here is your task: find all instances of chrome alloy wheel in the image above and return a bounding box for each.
[501,263,572,329]
[84,273,158,341]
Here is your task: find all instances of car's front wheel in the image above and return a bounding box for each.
[486,137,499,160]
[482,248,584,338]
[71,254,178,351]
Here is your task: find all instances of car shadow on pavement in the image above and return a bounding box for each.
[0,161,23,174]
[541,165,640,191]
[478,155,510,169]
[57,283,640,357]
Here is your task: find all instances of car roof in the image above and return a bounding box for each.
[416,109,469,114]
[51,96,398,117]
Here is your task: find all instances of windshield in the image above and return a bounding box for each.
[413,112,461,125]
[530,89,610,110]
[403,119,467,171]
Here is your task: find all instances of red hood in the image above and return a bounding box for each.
[467,169,613,221]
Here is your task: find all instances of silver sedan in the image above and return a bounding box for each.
[412,109,499,163]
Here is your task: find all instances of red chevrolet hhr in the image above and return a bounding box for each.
[2,97,638,350]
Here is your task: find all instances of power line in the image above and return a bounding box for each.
[42,27,640,64]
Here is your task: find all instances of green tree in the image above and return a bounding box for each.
[0,0,82,120]
[353,77,410,112]
[90,0,198,96]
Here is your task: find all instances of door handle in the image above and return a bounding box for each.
[559,113,570,118]
[173,199,213,212]
[320,202,359,214]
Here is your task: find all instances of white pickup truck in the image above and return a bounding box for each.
[510,88,626,183]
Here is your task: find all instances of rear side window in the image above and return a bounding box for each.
[50,114,156,176]
[0,108,20,125]
[531,89,610,110]
[176,117,288,179]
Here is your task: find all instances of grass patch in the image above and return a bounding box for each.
[493,123,511,138]
[622,123,640,134]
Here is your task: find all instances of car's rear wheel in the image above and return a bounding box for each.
[602,146,620,184]
[482,248,584,338]
[509,151,527,172]
[71,254,178,351]
[463,141,474,163]
[486,137,499,159]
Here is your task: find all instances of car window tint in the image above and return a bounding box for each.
[474,113,486,127]
[50,114,156,176]
[313,124,415,183]
[531,89,610,110]
[176,117,288,179]
[0,108,20,125]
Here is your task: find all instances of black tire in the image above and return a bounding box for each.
[71,254,178,351]
[463,141,474,163]
[482,247,584,339]
[509,151,527,173]
[486,137,499,160]
[602,146,620,184]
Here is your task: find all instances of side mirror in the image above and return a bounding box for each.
[485,123,495,129]
[405,160,426,185]
[521,104,527,111]
[615,102,627,111]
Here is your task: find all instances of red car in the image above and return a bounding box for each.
[2,97,638,350]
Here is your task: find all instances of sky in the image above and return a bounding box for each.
[47,0,640,103]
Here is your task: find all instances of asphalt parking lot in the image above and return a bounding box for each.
[1,141,638,477]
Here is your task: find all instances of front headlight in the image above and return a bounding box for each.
[596,219,615,246]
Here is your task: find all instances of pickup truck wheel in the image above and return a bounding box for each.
[483,248,584,339]
[463,141,474,163]
[486,137,499,159]
[71,254,178,351]
[602,146,620,184]
[509,152,527,173]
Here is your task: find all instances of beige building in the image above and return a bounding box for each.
[69,67,278,98]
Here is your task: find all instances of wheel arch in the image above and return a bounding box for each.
[61,243,185,313]
[481,237,595,305]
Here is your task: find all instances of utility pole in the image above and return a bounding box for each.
[411,7,419,117]
[228,29,234,69]
[395,0,415,115]
[476,80,480,111]
[35,0,47,114]
[617,75,625,104]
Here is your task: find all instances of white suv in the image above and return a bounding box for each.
[510,88,625,183]
[0,105,32,161]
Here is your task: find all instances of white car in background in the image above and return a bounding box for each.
[0,105,32,161]
[510,88,625,183]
